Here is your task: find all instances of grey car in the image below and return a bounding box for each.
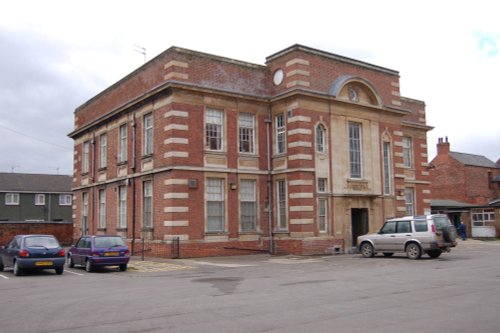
[357,214,457,259]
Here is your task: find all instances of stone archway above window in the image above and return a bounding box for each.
[329,75,382,106]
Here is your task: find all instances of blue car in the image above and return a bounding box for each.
[0,235,66,276]
[67,235,130,272]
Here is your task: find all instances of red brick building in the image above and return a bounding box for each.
[68,45,432,257]
[430,137,500,237]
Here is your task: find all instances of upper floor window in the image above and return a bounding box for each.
[275,114,286,154]
[316,124,326,153]
[5,193,19,205]
[382,141,392,195]
[143,114,153,156]
[82,141,90,174]
[99,133,107,169]
[402,137,413,168]
[35,194,45,206]
[348,122,362,178]
[118,124,128,163]
[59,194,72,206]
[205,109,223,151]
[239,113,255,154]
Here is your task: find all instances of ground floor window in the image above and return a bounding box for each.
[318,199,327,232]
[118,186,127,229]
[472,208,495,227]
[240,179,257,232]
[143,180,153,228]
[405,188,415,216]
[277,180,287,230]
[206,178,225,232]
[82,192,88,234]
[98,189,106,229]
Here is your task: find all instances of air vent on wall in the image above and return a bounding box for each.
[188,179,198,189]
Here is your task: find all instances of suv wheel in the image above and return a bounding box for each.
[406,242,421,260]
[360,242,375,258]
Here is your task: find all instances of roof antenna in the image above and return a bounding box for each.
[134,44,146,63]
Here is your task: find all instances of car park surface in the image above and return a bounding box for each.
[0,239,499,333]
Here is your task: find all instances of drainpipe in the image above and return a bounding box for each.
[131,117,137,255]
[265,109,274,254]
[90,133,96,234]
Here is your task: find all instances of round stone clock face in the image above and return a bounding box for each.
[273,69,284,86]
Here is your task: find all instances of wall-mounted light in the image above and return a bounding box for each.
[230,183,237,190]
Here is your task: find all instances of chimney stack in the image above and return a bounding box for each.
[437,137,450,156]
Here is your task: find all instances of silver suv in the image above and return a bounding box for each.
[357,214,457,259]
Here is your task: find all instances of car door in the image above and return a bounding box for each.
[393,221,412,252]
[79,237,92,263]
[373,221,398,251]
[72,237,87,265]
[2,237,20,267]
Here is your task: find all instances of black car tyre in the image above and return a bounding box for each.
[13,261,22,276]
[85,260,93,273]
[0,260,4,271]
[119,264,127,272]
[360,242,375,258]
[68,256,75,268]
[55,266,64,275]
[427,250,442,259]
[383,252,394,257]
[406,242,422,260]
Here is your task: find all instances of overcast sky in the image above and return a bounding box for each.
[1,0,499,175]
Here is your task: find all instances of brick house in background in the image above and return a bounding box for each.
[0,173,73,245]
[430,137,500,237]
[68,44,432,258]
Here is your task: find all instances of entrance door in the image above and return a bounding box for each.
[351,208,369,247]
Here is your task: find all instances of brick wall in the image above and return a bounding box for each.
[0,222,73,246]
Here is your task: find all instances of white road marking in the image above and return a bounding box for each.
[65,269,84,276]
[190,261,256,268]
[0,274,9,279]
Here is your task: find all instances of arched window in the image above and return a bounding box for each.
[316,124,326,153]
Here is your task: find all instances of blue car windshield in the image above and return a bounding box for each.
[94,237,126,248]
[25,236,59,249]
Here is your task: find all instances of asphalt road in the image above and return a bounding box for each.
[1,239,499,333]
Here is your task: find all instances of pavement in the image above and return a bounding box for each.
[127,237,500,272]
